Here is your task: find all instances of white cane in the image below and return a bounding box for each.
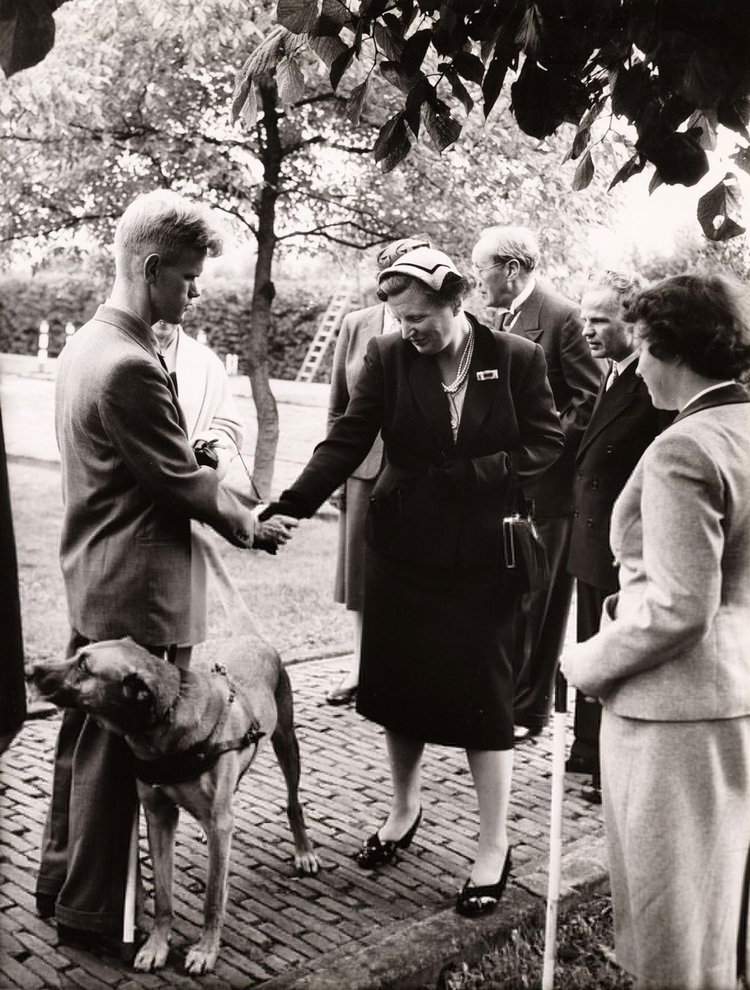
[542,670,568,990]
[121,803,139,963]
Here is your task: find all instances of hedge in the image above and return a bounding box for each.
[0,272,335,382]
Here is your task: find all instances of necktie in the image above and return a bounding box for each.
[157,351,179,396]
[497,310,514,332]
[606,362,619,390]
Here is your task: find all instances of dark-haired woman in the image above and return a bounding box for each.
[262,247,563,914]
[562,273,750,989]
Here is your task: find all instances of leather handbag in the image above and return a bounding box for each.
[502,454,551,593]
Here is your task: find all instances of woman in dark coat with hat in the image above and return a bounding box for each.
[263,248,563,914]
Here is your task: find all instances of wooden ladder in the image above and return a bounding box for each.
[295,280,356,383]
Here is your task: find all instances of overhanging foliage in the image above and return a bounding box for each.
[231,0,750,240]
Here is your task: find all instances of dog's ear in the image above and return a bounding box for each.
[121,672,157,728]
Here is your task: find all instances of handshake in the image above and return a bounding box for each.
[248,490,309,555]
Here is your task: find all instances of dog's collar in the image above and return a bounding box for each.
[133,666,265,786]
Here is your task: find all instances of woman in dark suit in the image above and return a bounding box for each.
[263,248,563,914]
[325,235,430,706]
[562,274,750,989]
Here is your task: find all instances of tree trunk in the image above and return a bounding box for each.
[245,74,282,500]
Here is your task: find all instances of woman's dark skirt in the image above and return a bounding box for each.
[357,547,516,750]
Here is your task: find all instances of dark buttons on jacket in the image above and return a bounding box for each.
[577,472,583,480]
[606,445,613,453]
[586,518,594,528]
[573,510,579,518]
[592,479,599,489]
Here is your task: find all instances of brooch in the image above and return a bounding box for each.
[476,369,498,381]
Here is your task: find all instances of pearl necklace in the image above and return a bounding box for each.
[441,325,475,395]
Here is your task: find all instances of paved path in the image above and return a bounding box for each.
[0,354,608,989]
[2,657,605,990]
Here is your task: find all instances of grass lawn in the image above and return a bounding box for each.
[8,459,351,664]
[441,890,632,990]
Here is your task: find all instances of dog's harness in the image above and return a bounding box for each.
[133,664,265,787]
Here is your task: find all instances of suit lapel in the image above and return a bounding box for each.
[673,382,750,423]
[455,320,497,452]
[95,305,188,434]
[509,284,543,341]
[576,362,640,461]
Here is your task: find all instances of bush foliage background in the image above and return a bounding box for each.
[0,271,332,381]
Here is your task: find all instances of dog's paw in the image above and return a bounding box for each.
[185,937,220,975]
[133,933,170,971]
[295,848,321,875]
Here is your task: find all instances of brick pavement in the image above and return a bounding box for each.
[1,653,605,990]
[1,355,608,988]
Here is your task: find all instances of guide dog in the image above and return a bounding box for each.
[28,634,320,974]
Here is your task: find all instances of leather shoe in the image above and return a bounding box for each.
[355,808,422,869]
[582,769,602,805]
[325,684,357,706]
[565,754,598,775]
[456,846,513,917]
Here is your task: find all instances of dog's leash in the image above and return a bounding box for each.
[133,666,265,786]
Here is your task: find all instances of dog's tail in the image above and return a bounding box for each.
[192,527,264,639]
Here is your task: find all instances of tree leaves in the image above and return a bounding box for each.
[329,45,354,92]
[277,55,305,105]
[276,0,320,36]
[373,111,411,172]
[423,99,461,153]
[571,150,594,191]
[697,173,746,241]
[608,153,646,192]
[637,129,709,187]
[400,28,432,77]
[452,50,484,86]
[0,0,70,78]
[345,77,370,126]
[729,146,750,177]
[511,60,587,140]
[610,62,653,124]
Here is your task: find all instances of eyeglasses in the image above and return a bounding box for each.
[473,258,513,276]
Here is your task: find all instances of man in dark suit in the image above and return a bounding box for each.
[566,269,672,800]
[472,227,601,740]
[36,190,297,948]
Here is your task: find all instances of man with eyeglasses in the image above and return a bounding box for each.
[566,268,673,801]
[471,226,600,743]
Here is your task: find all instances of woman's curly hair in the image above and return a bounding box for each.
[624,273,750,380]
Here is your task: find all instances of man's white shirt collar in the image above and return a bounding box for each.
[509,277,537,314]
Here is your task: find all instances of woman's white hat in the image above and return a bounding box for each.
[378,247,462,292]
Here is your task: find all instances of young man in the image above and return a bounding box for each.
[472,226,600,741]
[36,190,296,948]
[566,269,672,800]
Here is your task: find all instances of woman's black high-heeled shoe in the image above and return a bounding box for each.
[456,846,513,917]
[355,808,422,869]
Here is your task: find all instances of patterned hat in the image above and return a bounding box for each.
[376,235,432,271]
[378,247,462,292]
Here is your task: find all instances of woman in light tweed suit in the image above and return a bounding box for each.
[563,273,750,990]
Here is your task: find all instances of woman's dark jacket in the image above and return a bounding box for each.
[288,318,564,571]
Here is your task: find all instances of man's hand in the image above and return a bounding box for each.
[252,508,299,555]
